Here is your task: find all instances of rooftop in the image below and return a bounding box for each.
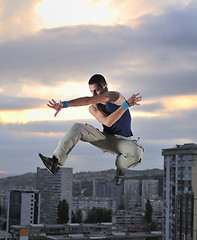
[162,143,197,155]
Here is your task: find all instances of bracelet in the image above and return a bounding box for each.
[62,101,68,108]
[121,101,130,110]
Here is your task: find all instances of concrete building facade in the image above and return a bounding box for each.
[9,223,163,240]
[162,143,197,240]
[124,180,140,210]
[93,180,122,208]
[141,179,159,209]
[6,189,40,231]
[36,167,73,224]
[113,209,145,225]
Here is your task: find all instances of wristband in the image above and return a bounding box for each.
[121,101,130,110]
[62,101,68,108]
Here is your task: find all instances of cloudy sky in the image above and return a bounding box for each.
[0,0,197,176]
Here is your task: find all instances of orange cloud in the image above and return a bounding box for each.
[1,94,196,124]
[0,106,91,124]
[134,94,197,119]
[162,95,197,112]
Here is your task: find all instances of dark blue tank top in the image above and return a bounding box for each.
[98,102,133,137]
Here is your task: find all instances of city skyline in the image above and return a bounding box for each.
[0,0,197,176]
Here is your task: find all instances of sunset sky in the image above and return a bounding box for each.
[0,0,197,176]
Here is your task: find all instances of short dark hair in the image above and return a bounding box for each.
[88,74,107,87]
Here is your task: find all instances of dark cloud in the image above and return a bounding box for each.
[133,108,197,141]
[121,71,197,100]
[0,96,46,110]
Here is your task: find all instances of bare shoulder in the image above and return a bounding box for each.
[104,91,125,105]
[88,91,125,105]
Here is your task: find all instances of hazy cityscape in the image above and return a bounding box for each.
[0,143,197,240]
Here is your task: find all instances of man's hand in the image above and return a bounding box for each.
[47,99,63,117]
[127,93,142,107]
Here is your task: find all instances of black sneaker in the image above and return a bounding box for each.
[114,169,125,185]
[38,153,60,175]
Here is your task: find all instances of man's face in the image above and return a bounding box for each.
[89,84,107,96]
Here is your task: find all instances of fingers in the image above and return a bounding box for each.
[54,110,59,117]
[47,99,63,117]
[131,95,142,100]
[128,93,142,106]
[47,99,57,108]
[136,97,142,102]
[47,103,53,108]
[134,93,142,102]
[47,99,61,109]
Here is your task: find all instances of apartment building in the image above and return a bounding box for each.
[93,180,122,208]
[124,180,140,210]
[163,143,197,240]
[36,167,73,224]
[142,179,159,209]
[6,189,40,231]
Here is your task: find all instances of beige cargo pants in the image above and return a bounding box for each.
[53,123,144,171]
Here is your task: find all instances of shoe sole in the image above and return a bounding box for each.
[114,176,124,186]
[114,180,123,186]
[38,153,55,175]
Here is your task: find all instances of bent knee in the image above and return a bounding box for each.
[116,146,143,170]
[71,123,84,130]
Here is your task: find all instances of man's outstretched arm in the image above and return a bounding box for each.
[47,91,124,117]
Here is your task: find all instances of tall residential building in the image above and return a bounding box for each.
[124,180,140,210]
[93,180,122,208]
[149,198,164,225]
[142,179,159,209]
[73,180,82,197]
[36,167,73,224]
[163,143,197,240]
[7,189,40,230]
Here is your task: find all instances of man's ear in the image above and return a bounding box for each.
[103,84,108,90]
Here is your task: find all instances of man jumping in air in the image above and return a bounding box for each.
[38,74,144,185]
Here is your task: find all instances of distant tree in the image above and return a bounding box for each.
[145,199,152,224]
[57,199,69,224]
[2,221,7,230]
[72,211,76,223]
[72,209,82,223]
[85,207,112,223]
[81,181,93,196]
[76,209,82,223]
[144,199,157,232]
